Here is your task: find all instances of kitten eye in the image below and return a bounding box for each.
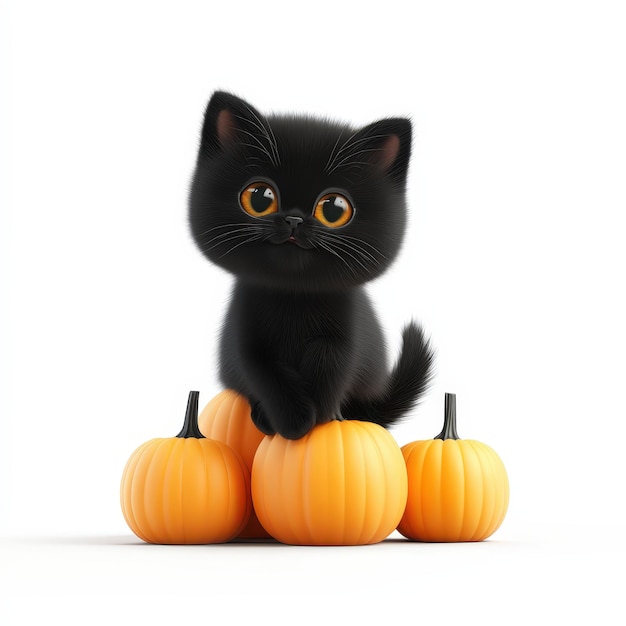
[313,193,354,228]
[240,182,279,217]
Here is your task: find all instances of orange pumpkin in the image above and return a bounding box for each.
[198,389,270,539]
[120,391,252,544]
[251,419,408,545]
[397,393,509,542]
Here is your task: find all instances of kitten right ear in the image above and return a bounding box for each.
[199,91,269,157]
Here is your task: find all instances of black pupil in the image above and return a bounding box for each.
[322,196,346,223]
[250,186,273,213]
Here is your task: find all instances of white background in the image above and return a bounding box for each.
[2,0,625,623]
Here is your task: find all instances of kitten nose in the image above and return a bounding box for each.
[284,216,304,229]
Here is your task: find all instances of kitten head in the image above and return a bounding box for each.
[189,91,412,291]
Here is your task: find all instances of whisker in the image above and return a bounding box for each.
[233,126,278,167]
[205,229,265,251]
[239,104,281,165]
[326,133,391,173]
[334,133,389,158]
[318,234,370,273]
[197,222,258,237]
[217,233,265,259]
[206,226,264,247]
[314,238,359,279]
[326,148,383,174]
[324,127,359,173]
[311,226,388,261]
[324,129,347,173]
[238,140,277,166]
[318,233,378,264]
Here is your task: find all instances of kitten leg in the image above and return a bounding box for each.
[299,337,352,424]
[242,356,317,440]
[249,398,275,435]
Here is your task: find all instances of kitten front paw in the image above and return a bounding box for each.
[250,396,316,439]
[251,401,276,435]
[274,399,316,440]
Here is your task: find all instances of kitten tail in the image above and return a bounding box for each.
[342,322,435,426]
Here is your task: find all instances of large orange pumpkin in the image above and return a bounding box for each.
[198,389,270,539]
[397,393,509,542]
[120,391,252,544]
[251,419,408,545]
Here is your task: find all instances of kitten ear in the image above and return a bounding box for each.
[350,118,412,182]
[198,91,271,157]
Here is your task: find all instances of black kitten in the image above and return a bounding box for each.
[189,92,434,439]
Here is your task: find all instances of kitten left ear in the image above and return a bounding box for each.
[352,118,412,182]
[198,91,271,158]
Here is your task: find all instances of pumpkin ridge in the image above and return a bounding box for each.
[160,437,182,544]
[348,423,369,545]
[177,441,187,543]
[250,437,271,536]
[225,394,238,454]
[130,440,158,542]
[401,441,429,539]
[121,442,153,542]
[360,422,397,544]
[477,442,498,540]
[239,395,260,472]
[333,422,347,545]
[139,439,171,543]
[301,428,320,544]
[421,439,443,541]
[120,444,145,538]
[441,439,465,541]
[470,441,494,541]
[218,440,235,540]
[193,439,210,539]
[386,431,409,534]
[457,440,483,541]
[368,424,392,544]
[196,440,214,540]
[263,435,288,530]
[478,442,508,540]
[190,439,211,543]
[410,442,429,539]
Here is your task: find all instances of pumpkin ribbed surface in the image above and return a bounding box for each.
[397,438,509,542]
[120,437,251,544]
[251,420,408,546]
[198,390,265,471]
[198,389,269,538]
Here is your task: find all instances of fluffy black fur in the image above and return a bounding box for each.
[189,91,434,439]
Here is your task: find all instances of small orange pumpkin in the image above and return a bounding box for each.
[120,391,252,544]
[397,393,509,542]
[198,389,270,539]
[251,419,408,546]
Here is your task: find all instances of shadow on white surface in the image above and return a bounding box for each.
[1,524,624,625]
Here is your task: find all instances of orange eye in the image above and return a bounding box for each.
[240,182,279,217]
[313,193,354,228]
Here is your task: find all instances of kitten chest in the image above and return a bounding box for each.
[231,283,353,361]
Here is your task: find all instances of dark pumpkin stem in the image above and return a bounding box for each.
[434,392,460,440]
[176,391,205,439]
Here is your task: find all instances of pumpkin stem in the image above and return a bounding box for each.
[434,392,460,440]
[176,391,206,439]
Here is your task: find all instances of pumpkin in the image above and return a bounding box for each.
[198,389,270,538]
[120,391,252,544]
[397,393,509,542]
[251,419,408,546]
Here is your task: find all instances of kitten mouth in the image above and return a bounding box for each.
[286,236,313,249]
[267,232,313,249]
